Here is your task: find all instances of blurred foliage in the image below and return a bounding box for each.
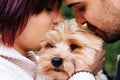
[104,41,120,75]
[61,2,120,75]
[61,2,74,19]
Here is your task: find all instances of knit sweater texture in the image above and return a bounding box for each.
[0,45,37,80]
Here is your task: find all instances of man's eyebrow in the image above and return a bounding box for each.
[68,2,80,7]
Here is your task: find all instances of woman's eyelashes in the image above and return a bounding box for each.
[46,6,53,12]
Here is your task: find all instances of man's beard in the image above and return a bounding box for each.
[87,22,120,43]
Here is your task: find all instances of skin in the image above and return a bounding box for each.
[65,0,120,43]
[13,6,64,56]
[64,0,120,75]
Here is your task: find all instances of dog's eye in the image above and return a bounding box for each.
[45,43,55,48]
[70,44,78,51]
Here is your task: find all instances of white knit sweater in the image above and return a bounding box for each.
[0,45,37,80]
[68,71,96,80]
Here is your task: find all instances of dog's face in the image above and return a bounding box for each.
[38,19,103,80]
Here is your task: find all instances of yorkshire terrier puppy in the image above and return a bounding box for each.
[37,19,108,80]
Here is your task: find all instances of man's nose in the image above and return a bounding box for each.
[74,9,86,24]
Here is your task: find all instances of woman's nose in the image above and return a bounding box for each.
[53,12,64,25]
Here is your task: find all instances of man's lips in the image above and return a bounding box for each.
[86,23,99,35]
[86,22,115,42]
[87,23,97,31]
[86,23,106,39]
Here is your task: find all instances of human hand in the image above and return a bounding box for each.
[74,49,105,76]
[67,49,105,80]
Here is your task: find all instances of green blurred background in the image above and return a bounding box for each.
[61,2,120,75]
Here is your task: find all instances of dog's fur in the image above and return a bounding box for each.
[37,19,108,80]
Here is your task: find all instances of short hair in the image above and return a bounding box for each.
[0,0,63,46]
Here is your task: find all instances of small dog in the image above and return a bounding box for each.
[37,19,108,80]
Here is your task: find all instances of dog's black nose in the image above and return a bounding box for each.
[51,57,63,67]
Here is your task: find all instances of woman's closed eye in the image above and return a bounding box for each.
[46,6,53,12]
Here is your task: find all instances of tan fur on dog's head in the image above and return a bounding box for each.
[37,19,103,80]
